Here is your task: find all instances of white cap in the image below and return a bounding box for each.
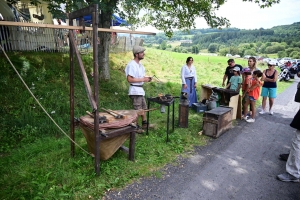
[233,67,240,71]
[133,46,146,54]
[268,60,277,65]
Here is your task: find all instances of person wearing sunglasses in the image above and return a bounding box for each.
[181,57,198,107]
[259,61,278,115]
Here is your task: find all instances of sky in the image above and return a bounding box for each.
[135,0,300,33]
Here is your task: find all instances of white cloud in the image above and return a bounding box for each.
[196,0,300,29]
[134,0,300,34]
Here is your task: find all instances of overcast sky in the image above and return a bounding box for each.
[136,0,300,32]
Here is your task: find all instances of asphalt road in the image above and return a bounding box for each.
[104,77,300,200]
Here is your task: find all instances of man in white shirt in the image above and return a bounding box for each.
[125,46,153,132]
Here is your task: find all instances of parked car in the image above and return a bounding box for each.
[233,54,241,58]
[279,57,292,65]
[226,54,232,57]
[244,55,251,59]
[268,58,279,66]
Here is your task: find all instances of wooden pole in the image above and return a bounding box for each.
[0,21,156,35]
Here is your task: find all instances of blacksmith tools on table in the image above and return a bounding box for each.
[101,108,124,119]
[86,111,107,123]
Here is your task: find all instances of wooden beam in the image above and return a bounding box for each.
[0,21,156,35]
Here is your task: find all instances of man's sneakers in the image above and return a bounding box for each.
[246,118,255,123]
[269,109,274,115]
[259,109,266,114]
[279,153,289,161]
[277,172,300,182]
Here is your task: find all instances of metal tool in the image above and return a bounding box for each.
[86,111,107,123]
[101,108,124,119]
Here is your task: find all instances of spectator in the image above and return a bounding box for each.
[244,70,263,123]
[222,59,243,87]
[259,60,278,115]
[225,66,242,93]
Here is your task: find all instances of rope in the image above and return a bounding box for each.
[0,44,93,156]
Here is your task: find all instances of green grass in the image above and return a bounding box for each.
[0,49,292,199]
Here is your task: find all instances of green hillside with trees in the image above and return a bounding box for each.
[142,22,300,58]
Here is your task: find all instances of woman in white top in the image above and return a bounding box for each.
[181,57,198,107]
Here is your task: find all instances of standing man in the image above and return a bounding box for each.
[277,70,300,182]
[125,46,153,132]
[222,59,243,87]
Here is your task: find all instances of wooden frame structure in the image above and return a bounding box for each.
[0,4,155,176]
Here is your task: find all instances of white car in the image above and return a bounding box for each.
[279,57,292,65]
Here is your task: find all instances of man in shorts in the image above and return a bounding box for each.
[125,46,154,133]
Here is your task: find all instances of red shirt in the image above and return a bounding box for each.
[242,75,252,91]
[248,78,262,100]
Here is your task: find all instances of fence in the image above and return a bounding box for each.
[0,21,144,54]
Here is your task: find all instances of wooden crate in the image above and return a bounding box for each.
[202,106,233,138]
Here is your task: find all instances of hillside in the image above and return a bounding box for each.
[141,22,300,58]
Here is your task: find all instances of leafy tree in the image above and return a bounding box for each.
[157,38,163,44]
[208,43,218,53]
[160,41,167,50]
[290,50,300,58]
[192,45,199,54]
[244,49,256,56]
[277,51,287,58]
[9,0,280,80]
[219,47,229,56]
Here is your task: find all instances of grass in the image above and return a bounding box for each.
[0,49,292,199]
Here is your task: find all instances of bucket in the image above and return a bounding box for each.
[207,101,217,110]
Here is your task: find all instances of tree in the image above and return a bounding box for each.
[160,41,167,50]
[13,0,280,80]
[277,51,287,58]
[208,43,218,53]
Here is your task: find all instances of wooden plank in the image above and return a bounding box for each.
[0,21,156,35]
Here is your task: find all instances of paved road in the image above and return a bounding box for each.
[104,77,300,200]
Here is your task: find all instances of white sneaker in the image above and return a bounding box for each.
[242,116,248,120]
[269,109,274,115]
[259,110,266,114]
[246,118,255,123]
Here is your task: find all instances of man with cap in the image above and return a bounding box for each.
[125,46,153,132]
[222,59,243,87]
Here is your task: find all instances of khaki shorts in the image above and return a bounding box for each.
[130,95,147,110]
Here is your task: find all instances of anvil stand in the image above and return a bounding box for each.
[146,97,175,142]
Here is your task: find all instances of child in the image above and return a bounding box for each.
[226,67,242,93]
[244,70,263,123]
[241,68,252,118]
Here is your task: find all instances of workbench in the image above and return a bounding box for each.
[79,110,138,161]
[146,97,175,142]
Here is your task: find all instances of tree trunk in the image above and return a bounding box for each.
[98,11,113,80]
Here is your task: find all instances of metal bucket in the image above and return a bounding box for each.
[207,101,217,110]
